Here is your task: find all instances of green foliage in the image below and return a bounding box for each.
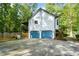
[73,4,79,34]
[0,3,34,32]
[46,3,79,37]
[19,4,32,23]
[46,3,62,15]
[28,3,38,13]
[0,3,11,32]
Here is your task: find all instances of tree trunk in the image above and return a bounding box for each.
[69,19,73,37]
[69,28,73,37]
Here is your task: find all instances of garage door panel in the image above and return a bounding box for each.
[30,31,39,38]
[41,31,52,39]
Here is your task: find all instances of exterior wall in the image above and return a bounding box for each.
[29,11,41,31]
[29,10,57,39]
[41,11,55,31]
[55,18,59,30]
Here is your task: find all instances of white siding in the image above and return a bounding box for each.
[29,9,58,39]
[41,11,55,31]
[29,11,41,31]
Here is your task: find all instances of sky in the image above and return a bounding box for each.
[37,3,65,9]
[37,3,45,9]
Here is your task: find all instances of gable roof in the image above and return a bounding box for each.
[31,8,59,19]
[22,8,60,24]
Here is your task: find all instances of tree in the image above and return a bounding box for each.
[11,3,33,32]
[60,4,77,37]
[28,3,38,14]
[46,3,77,37]
[0,3,32,32]
[0,4,4,33]
[72,4,79,35]
[19,4,32,23]
[46,3,63,15]
[0,3,11,33]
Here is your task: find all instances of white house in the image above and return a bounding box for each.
[28,8,59,39]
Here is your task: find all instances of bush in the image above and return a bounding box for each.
[63,34,68,37]
[64,37,76,41]
[76,34,79,39]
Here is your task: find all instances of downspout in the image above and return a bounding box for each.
[40,10,42,39]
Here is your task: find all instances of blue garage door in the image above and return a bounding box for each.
[41,31,52,39]
[30,31,39,38]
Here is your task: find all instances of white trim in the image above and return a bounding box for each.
[28,19,30,39]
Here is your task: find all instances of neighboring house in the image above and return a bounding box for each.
[29,8,59,39]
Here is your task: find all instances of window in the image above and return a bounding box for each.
[57,20,58,25]
[34,21,38,24]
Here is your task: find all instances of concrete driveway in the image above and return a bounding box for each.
[0,39,79,56]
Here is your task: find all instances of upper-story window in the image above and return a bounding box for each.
[57,20,58,25]
[34,20,38,24]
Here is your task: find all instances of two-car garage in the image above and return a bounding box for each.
[30,30,53,39]
[28,8,58,39]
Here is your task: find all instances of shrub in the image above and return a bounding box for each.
[63,34,68,37]
[76,34,79,40]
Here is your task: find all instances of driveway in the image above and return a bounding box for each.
[0,39,79,56]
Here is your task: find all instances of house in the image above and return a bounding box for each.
[28,8,59,39]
